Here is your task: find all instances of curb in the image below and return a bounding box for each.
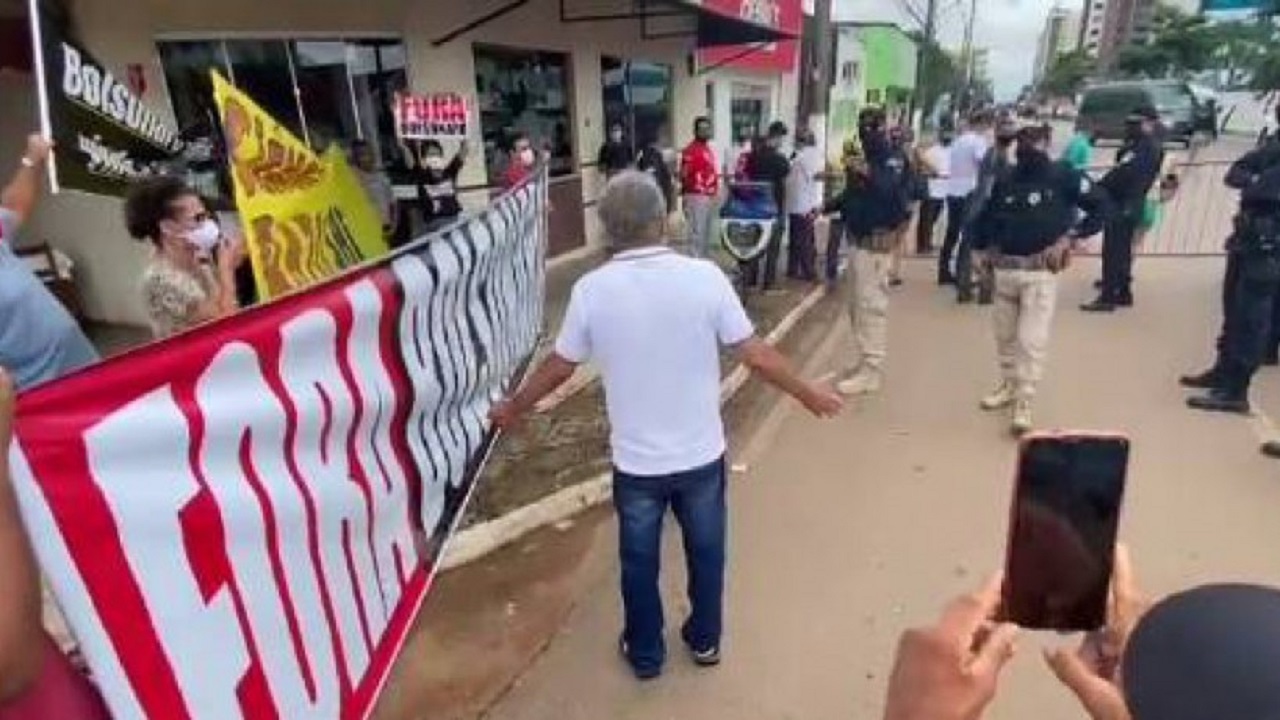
[442,278,837,571]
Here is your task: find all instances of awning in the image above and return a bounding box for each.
[661,0,797,47]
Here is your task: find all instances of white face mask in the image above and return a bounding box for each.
[519,148,536,166]
[184,219,221,254]
[425,156,447,171]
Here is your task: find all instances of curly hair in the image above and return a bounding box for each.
[123,176,197,243]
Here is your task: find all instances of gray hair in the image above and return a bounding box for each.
[597,170,667,252]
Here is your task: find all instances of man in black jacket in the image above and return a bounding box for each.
[1180,131,1280,419]
[974,124,1110,434]
[823,107,912,396]
[743,121,792,291]
[1081,105,1164,312]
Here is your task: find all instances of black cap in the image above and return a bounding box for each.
[1128,104,1159,122]
[1122,584,1280,720]
[767,120,789,138]
[858,106,886,128]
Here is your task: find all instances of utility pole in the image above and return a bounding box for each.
[913,0,940,131]
[804,0,834,161]
[961,0,978,110]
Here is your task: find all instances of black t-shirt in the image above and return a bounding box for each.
[598,141,634,175]
[413,156,464,224]
[636,146,675,208]
[745,146,790,210]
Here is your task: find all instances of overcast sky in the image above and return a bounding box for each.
[833,0,1067,100]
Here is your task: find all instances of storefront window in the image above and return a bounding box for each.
[156,37,408,205]
[474,46,574,183]
[601,57,673,155]
[730,82,771,144]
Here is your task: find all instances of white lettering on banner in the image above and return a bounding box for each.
[344,279,418,594]
[196,345,341,716]
[277,310,379,682]
[83,389,249,718]
[13,170,548,719]
[59,43,182,152]
[391,253,448,534]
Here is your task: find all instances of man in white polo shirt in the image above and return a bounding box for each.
[491,171,842,680]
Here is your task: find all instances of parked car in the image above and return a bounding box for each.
[1076,81,1197,147]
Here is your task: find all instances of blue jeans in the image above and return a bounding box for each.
[613,457,727,674]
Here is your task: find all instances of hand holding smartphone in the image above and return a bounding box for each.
[1000,433,1131,632]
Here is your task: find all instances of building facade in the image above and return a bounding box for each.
[0,0,800,327]
[826,22,916,163]
[1034,6,1082,81]
[1080,0,1157,70]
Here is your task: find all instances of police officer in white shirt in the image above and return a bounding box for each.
[490,171,841,680]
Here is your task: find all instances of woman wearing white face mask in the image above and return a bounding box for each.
[404,138,469,237]
[125,176,246,339]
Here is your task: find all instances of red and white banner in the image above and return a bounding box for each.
[9,170,547,719]
[394,92,469,141]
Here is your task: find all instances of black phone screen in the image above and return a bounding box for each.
[1001,435,1130,631]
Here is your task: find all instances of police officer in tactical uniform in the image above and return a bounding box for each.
[822,106,913,396]
[974,124,1111,434]
[1081,105,1164,313]
[1180,128,1280,425]
[960,118,1019,305]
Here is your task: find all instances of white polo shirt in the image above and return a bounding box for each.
[554,248,755,476]
[948,131,989,197]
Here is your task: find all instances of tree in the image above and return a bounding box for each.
[1111,2,1217,79]
[908,31,962,120]
[1039,50,1095,100]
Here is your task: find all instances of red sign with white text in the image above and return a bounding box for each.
[9,172,547,719]
[697,0,802,74]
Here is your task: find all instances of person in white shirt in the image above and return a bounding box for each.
[490,171,842,681]
[940,112,992,286]
[916,129,953,255]
[785,127,825,282]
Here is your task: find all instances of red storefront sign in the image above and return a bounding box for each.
[697,0,802,74]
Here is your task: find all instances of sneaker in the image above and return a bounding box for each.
[618,636,662,681]
[681,626,721,667]
[980,382,1018,411]
[1011,399,1033,435]
[837,371,882,396]
[689,645,721,667]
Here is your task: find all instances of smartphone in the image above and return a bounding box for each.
[1000,433,1130,631]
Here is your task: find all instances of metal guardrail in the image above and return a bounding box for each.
[1093,158,1236,257]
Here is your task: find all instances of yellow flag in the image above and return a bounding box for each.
[211,71,388,300]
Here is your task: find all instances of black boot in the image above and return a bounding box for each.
[1179,369,1222,389]
[1187,390,1251,414]
[1262,441,1280,459]
[1081,297,1117,313]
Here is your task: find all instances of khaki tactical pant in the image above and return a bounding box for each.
[993,268,1058,398]
[845,245,893,373]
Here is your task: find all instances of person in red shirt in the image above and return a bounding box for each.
[502,132,538,190]
[680,117,720,258]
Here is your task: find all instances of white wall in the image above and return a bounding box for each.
[23,0,714,325]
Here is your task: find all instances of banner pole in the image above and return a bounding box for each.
[25,0,60,193]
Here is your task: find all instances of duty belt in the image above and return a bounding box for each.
[992,252,1052,271]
